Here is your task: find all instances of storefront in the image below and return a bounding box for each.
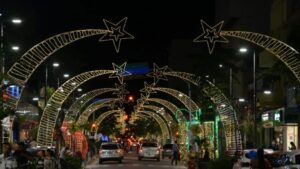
[261,108,298,151]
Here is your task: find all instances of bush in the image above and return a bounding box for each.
[66,154,82,169]
[208,156,233,169]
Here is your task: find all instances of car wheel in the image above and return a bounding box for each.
[138,157,142,161]
[99,159,102,164]
[119,160,122,163]
[157,158,160,161]
[162,155,164,159]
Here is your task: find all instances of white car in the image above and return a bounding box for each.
[241,149,274,169]
[138,142,160,161]
[99,142,124,164]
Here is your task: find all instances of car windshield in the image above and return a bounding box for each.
[101,144,119,149]
[142,143,157,147]
[163,144,173,149]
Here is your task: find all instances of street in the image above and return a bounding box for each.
[85,152,186,169]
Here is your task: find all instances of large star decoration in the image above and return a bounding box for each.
[99,17,134,53]
[147,63,169,84]
[109,62,132,84]
[193,20,228,54]
[139,82,156,96]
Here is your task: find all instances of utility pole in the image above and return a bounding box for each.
[253,51,257,147]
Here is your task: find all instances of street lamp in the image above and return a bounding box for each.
[239,47,257,147]
[263,90,272,95]
[63,73,70,78]
[45,62,60,104]
[11,46,19,51]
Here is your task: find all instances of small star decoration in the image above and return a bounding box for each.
[109,62,132,84]
[139,82,156,96]
[113,83,129,100]
[99,17,134,53]
[147,63,169,84]
[193,20,228,54]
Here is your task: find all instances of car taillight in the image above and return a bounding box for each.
[117,149,122,153]
[99,150,104,154]
[139,148,143,153]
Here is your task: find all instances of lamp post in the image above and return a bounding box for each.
[44,62,59,106]
[239,47,257,147]
[0,14,22,153]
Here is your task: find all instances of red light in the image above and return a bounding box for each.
[92,123,96,128]
[128,95,134,102]
[124,115,129,120]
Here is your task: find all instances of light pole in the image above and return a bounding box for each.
[0,14,22,153]
[239,47,257,147]
[44,62,59,106]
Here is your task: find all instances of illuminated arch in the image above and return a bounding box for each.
[94,110,171,142]
[5,29,110,108]
[146,98,186,121]
[221,31,300,82]
[138,111,171,142]
[141,105,175,123]
[76,98,119,126]
[152,87,199,112]
[157,70,242,154]
[37,70,114,146]
[65,88,117,121]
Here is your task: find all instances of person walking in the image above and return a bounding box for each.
[171,141,179,165]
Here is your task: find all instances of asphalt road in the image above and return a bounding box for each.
[85,151,186,169]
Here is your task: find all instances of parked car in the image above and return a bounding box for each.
[241,149,274,169]
[162,143,173,159]
[138,142,160,161]
[99,142,124,164]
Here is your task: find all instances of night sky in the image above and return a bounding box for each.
[1,0,216,97]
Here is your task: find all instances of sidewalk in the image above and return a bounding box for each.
[85,155,98,166]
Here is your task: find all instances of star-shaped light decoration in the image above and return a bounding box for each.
[136,94,149,106]
[109,100,118,110]
[139,82,156,96]
[99,17,134,53]
[109,62,132,84]
[113,83,129,100]
[147,63,169,84]
[193,20,228,54]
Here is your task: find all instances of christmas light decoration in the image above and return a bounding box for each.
[65,88,117,121]
[36,70,114,146]
[76,98,119,126]
[193,20,228,54]
[109,62,131,84]
[99,17,134,53]
[147,63,169,84]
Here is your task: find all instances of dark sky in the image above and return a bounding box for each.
[1,0,215,97]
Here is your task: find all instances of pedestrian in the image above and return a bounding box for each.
[13,142,34,169]
[171,140,179,165]
[36,149,45,169]
[0,142,17,169]
[59,145,70,169]
[45,149,56,169]
[250,148,272,169]
[290,142,297,150]
[232,158,242,169]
